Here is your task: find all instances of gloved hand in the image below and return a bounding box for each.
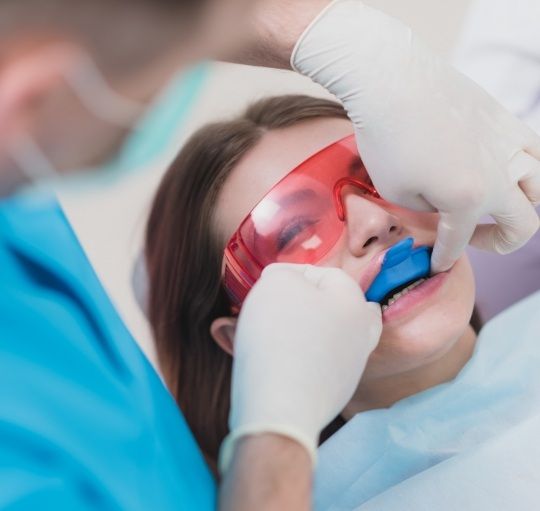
[292,0,540,272]
[219,263,382,472]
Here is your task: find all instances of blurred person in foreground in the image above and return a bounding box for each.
[0,0,539,510]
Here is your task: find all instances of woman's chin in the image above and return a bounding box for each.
[365,256,475,377]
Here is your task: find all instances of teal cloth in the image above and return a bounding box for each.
[113,64,208,172]
[0,193,216,510]
[59,64,208,190]
[314,290,540,510]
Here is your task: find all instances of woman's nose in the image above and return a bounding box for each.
[342,191,402,257]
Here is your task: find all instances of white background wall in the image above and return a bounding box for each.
[58,0,472,367]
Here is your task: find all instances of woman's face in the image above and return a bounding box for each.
[214,117,475,380]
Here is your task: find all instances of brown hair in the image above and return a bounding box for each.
[145,95,350,474]
[145,94,484,476]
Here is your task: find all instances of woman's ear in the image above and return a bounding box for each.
[210,317,238,357]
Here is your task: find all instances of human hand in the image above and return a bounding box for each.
[219,263,382,472]
[292,0,540,272]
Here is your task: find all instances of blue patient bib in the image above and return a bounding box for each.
[314,290,540,510]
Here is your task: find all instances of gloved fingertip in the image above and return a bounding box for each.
[303,266,348,289]
[431,260,451,275]
[367,301,381,313]
[430,245,455,274]
[261,262,309,278]
[302,265,326,285]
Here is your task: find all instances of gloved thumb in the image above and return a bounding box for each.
[431,211,476,273]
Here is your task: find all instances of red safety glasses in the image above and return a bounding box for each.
[222,134,379,309]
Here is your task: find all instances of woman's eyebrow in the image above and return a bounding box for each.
[278,188,318,207]
[348,156,365,176]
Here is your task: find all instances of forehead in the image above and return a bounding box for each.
[215,117,354,242]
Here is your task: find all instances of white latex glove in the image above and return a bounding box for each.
[219,263,382,472]
[292,0,540,272]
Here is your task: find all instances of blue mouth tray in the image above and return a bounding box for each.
[365,237,432,304]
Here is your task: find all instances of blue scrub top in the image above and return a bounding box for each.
[0,193,216,510]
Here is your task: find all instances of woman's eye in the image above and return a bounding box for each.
[277,218,319,252]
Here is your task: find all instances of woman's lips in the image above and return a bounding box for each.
[357,240,449,324]
[381,270,450,323]
[359,248,392,292]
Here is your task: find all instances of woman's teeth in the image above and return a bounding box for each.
[381,278,427,312]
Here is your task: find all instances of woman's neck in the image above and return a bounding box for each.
[342,326,477,419]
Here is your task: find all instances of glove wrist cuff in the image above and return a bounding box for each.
[290,0,344,72]
[291,0,414,103]
[218,425,318,475]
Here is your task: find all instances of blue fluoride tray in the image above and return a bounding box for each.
[365,237,432,304]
